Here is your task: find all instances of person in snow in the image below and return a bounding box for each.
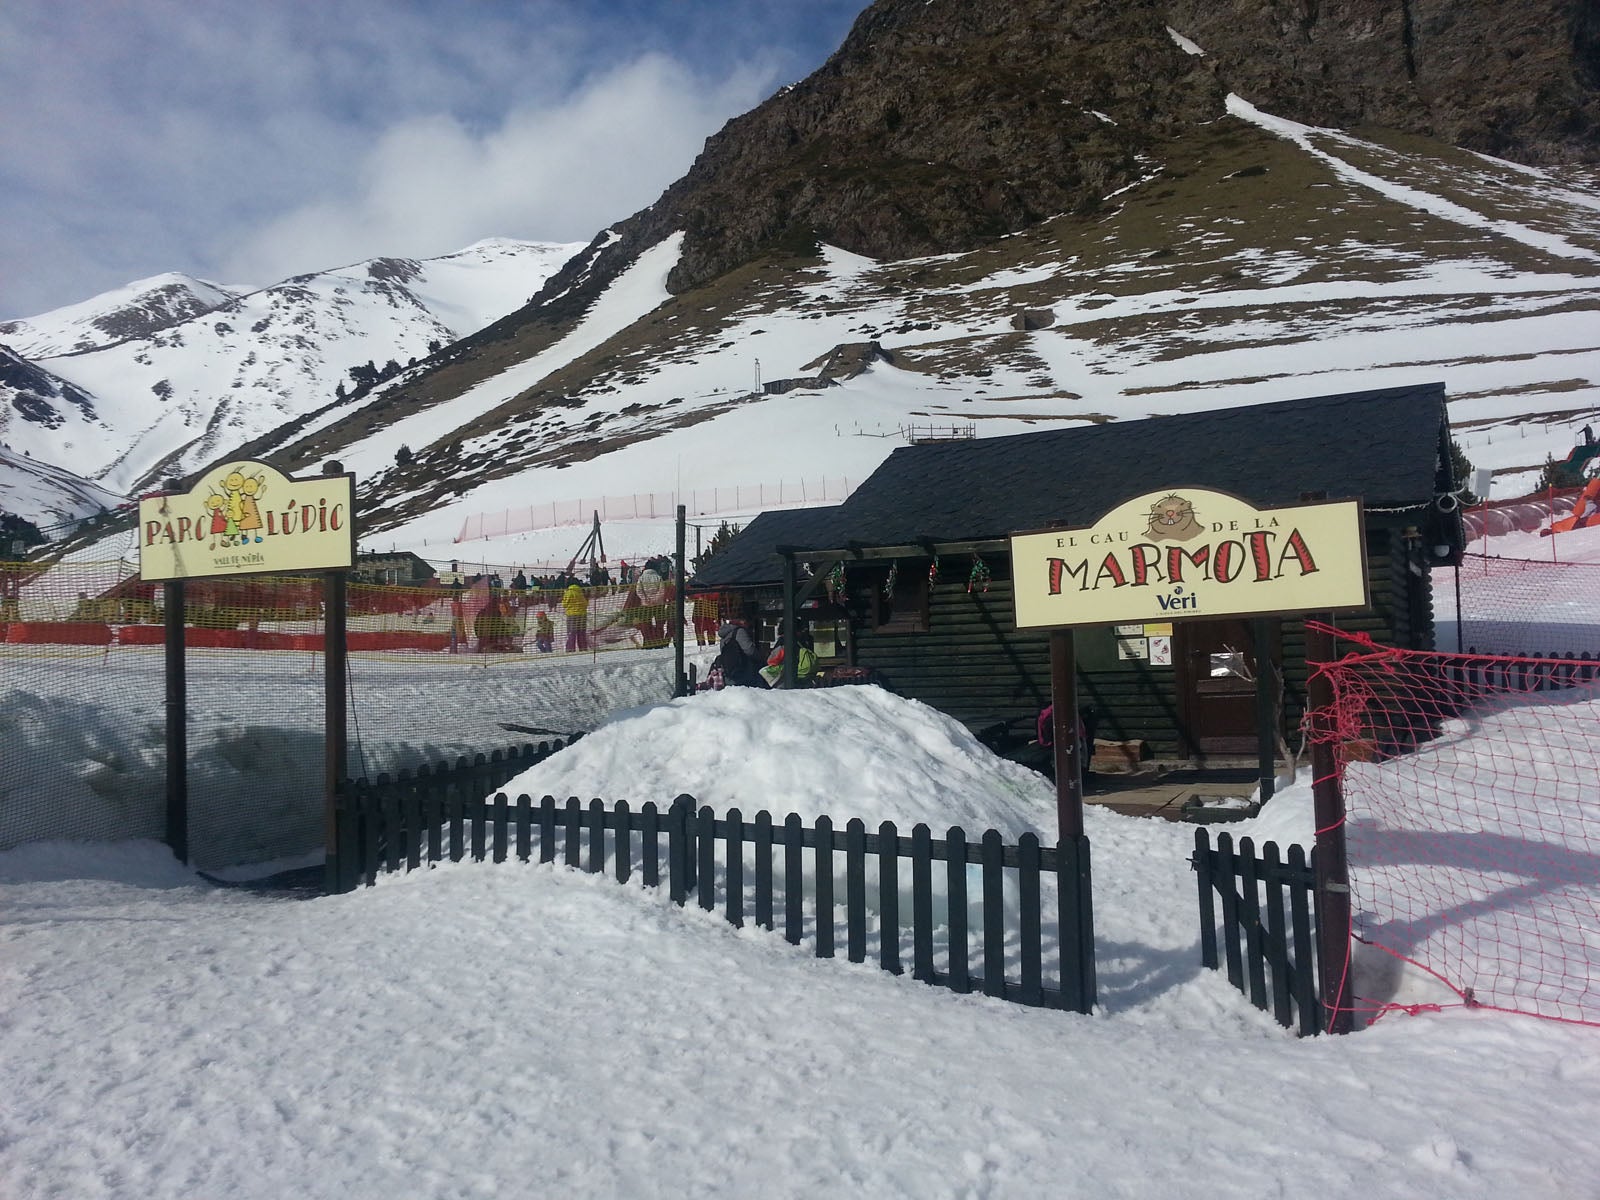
[760,629,817,688]
[714,618,766,688]
[562,581,589,652]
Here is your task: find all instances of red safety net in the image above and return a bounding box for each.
[1440,552,1600,656]
[1307,623,1600,1027]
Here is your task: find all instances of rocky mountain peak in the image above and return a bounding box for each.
[510,0,1597,337]
[1164,0,1600,167]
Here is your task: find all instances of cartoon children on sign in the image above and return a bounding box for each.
[237,472,265,543]
[203,468,269,549]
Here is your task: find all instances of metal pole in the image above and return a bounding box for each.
[1254,616,1275,802]
[1307,619,1353,1034]
[163,580,187,864]
[1454,559,1464,653]
[1049,629,1084,841]
[323,570,348,894]
[674,504,687,696]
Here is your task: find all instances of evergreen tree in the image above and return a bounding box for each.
[1448,438,1478,505]
[395,444,413,467]
[692,520,743,571]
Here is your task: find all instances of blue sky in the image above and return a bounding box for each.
[0,0,870,319]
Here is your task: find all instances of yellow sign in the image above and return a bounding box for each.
[138,461,355,581]
[1011,488,1367,630]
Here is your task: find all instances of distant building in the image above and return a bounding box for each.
[353,551,436,586]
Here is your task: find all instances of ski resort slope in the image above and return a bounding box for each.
[346,103,1600,557]
[337,233,689,486]
[4,685,1599,1199]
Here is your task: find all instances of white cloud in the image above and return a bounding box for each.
[221,54,775,283]
[0,1,801,317]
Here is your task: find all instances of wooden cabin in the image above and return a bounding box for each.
[688,383,1464,764]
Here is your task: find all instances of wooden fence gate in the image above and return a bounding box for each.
[1192,829,1323,1035]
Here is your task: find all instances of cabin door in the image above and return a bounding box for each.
[1175,618,1277,757]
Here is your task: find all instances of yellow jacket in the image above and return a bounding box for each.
[562,583,588,616]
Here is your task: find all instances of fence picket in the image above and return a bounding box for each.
[587,799,605,874]
[784,813,804,946]
[1288,844,1320,1036]
[1194,828,1217,969]
[400,769,421,872]
[539,796,557,864]
[1057,838,1083,1013]
[1262,842,1293,1027]
[471,794,489,862]
[846,819,867,964]
[564,798,582,868]
[1238,837,1268,1009]
[615,800,632,883]
[982,829,1005,999]
[363,783,381,887]
[815,815,835,958]
[641,801,660,888]
[878,821,901,976]
[378,774,400,876]
[697,806,716,912]
[725,808,745,929]
[754,811,775,931]
[448,758,467,863]
[1216,833,1244,989]
[516,795,532,863]
[1018,833,1041,1006]
[912,824,934,984]
[947,826,969,994]
[420,765,442,866]
[668,796,690,905]
[492,794,509,863]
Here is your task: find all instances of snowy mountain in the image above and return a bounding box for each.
[0,239,580,507]
[0,272,245,359]
[16,1,1600,566]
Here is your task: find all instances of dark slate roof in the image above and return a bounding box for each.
[689,505,850,589]
[695,382,1450,585]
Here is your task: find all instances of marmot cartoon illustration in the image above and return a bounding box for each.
[1144,494,1203,541]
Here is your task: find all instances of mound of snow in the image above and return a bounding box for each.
[503,685,1059,837]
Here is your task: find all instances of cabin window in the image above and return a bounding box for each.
[1209,650,1250,680]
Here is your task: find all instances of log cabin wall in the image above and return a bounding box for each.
[847,524,1432,759]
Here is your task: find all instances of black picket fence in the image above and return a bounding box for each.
[327,738,580,893]
[1192,829,1322,1036]
[331,775,1096,1014]
[1453,646,1600,693]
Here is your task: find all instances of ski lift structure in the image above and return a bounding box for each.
[566,511,607,580]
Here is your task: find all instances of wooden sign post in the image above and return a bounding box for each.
[1012,486,1371,1029]
[138,460,356,882]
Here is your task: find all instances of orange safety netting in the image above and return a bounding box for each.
[0,561,722,658]
[1307,623,1600,1027]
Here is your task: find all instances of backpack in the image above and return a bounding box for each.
[718,635,753,683]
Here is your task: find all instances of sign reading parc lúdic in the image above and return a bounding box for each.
[1010,488,1368,630]
[138,461,355,581]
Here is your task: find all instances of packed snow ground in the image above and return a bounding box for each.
[5,685,1600,1199]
